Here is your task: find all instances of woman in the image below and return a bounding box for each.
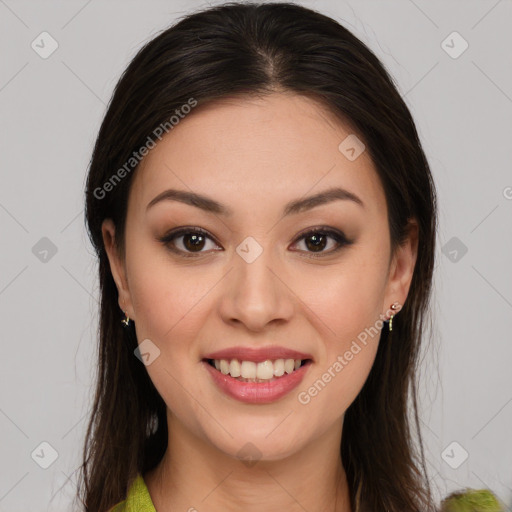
[77,2,438,511]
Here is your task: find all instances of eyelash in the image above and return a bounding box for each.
[158,226,352,259]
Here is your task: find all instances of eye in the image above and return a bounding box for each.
[158,227,220,258]
[290,227,352,257]
[158,226,352,258]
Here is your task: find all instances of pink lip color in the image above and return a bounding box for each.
[202,360,312,404]
[203,346,313,363]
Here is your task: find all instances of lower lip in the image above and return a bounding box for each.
[202,360,312,404]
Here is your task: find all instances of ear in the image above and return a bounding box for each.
[382,218,419,317]
[101,218,135,320]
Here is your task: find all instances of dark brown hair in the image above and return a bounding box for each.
[77,2,438,511]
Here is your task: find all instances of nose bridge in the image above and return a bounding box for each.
[220,234,293,329]
[234,234,279,300]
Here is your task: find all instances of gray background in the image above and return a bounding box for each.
[1,0,511,510]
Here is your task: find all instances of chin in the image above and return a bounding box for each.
[198,417,311,464]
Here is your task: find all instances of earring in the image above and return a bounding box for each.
[389,301,400,332]
[121,304,131,327]
[121,311,131,327]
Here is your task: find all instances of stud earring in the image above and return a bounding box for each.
[389,301,401,332]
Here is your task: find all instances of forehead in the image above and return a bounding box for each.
[128,92,386,219]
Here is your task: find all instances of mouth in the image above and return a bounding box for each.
[202,356,313,404]
[202,357,313,383]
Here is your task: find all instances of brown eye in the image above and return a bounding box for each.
[291,227,351,257]
[304,233,328,252]
[158,226,352,259]
[158,227,220,257]
[182,232,207,252]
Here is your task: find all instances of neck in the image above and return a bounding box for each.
[145,412,352,512]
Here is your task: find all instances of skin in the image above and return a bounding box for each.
[102,91,418,512]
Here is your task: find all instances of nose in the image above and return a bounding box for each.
[218,245,294,332]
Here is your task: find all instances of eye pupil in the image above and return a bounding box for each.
[184,234,205,251]
[305,234,327,252]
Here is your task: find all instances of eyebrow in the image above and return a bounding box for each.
[146,186,364,216]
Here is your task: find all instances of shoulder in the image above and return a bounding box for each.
[107,473,156,512]
[107,501,127,512]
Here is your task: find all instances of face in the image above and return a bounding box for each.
[102,92,417,461]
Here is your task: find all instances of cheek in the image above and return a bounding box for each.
[125,250,214,417]
[302,253,388,345]
[294,247,388,410]
[296,269,383,419]
[296,342,378,428]
[124,239,198,348]
[130,267,210,346]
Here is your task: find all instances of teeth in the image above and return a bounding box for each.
[274,359,285,376]
[210,358,305,380]
[284,359,295,374]
[229,359,241,377]
[256,360,273,380]
[240,361,256,379]
[219,359,230,375]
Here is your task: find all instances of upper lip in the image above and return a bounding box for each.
[203,346,314,363]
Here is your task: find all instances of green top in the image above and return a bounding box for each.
[108,474,156,512]
[108,477,504,512]
[440,488,504,512]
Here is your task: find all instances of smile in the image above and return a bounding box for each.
[206,358,310,382]
[202,358,313,404]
